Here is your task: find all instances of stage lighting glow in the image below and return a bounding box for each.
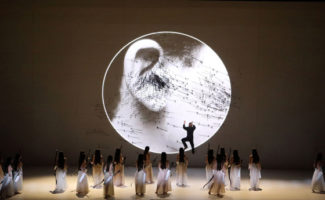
[102,31,231,154]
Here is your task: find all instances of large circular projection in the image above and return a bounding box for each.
[102,31,231,154]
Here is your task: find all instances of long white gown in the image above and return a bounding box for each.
[103,164,114,197]
[176,161,188,186]
[156,164,171,195]
[135,169,146,194]
[13,169,23,193]
[144,163,154,184]
[223,163,230,189]
[55,168,67,192]
[76,168,89,195]
[311,168,325,192]
[249,163,261,189]
[209,170,225,195]
[230,164,241,190]
[205,163,214,189]
[113,163,125,186]
[92,164,104,189]
[1,172,15,198]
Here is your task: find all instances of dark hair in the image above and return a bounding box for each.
[220,148,226,162]
[252,149,260,163]
[57,152,65,169]
[106,155,113,170]
[179,148,185,163]
[233,150,240,165]
[216,154,222,171]
[78,152,86,170]
[207,149,214,164]
[315,152,323,166]
[4,157,12,174]
[114,148,121,164]
[13,153,22,171]
[160,152,167,169]
[137,154,144,171]
[143,146,149,161]
[94,150,101,165]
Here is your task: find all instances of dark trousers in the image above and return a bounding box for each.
[181,137,194,152]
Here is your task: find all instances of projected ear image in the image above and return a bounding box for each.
[102,32,231,153]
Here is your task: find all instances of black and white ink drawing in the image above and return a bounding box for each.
[102,32,231,153]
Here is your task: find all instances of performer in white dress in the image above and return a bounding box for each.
[205,149,215,189]
[220,148,230,189]
[248,149,262,191]
[113,148,125,186]
[176,148,188,187]
[156,152,171,195]
[53,152,67,193]
[311,152,325,193]
[230,150,241,190]
[103,155,114,199]
[13,153,23,194]
[0,157,15,199]
[135,154,146,196]
[91,150,104,189]
[209,154,225,197]
[76,152,89,196]
[144,146,154,184]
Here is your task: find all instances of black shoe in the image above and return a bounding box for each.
[192,149,195,154]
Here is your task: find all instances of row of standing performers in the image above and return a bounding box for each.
[53,147,176,198]
[52,147,262,198]
[0,149,324,199]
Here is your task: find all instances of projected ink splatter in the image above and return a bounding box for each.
[102,31,231,154]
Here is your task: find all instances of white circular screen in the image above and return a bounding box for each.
[102,31,231,154]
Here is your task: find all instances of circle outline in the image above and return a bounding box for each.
[102,31,232,154]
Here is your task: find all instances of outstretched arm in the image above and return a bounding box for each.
[183,121,187,130]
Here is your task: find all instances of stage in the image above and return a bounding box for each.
[8,167,324,200]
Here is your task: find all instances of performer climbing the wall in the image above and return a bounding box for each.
[181,121,196,154]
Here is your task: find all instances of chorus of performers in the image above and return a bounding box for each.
[1,149,323,199]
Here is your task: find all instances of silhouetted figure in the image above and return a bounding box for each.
[311,152,325,193]
[104,155,114,199]
[135,154,146,196]
[181,121,196,154]
[144,146,154,184]
[176,148,188,186]
[249,149,261,191]
[156,152,171,195]
[76,152,89,196]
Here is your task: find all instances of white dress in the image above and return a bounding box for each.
[135,169,146,194]
[113,163,125,186]
[1,172,15,198]
[249,163,261,189]
[103,164,114,197]
[156,165,171,195]
[311,168,325,192]
[92,164,104,189]
[230,164,241,190]
[209,170,225,195]
[223,162,230,188]
[205,163,214,189]
[76,168,89,195]
[144,162,154,183]
[13,168,23,193]
[176,161,188,186]
[55,168,67,192]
